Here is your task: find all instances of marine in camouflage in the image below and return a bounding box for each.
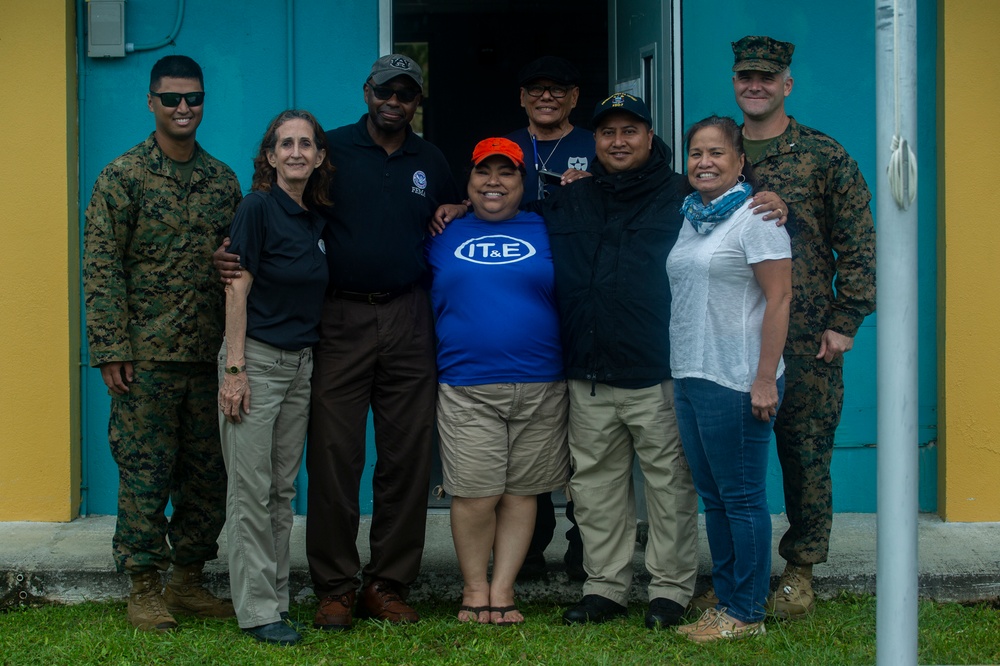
[84,133,242,365]
[83,133,241,573]
[750,117,876,565]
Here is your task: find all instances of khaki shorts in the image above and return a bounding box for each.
[437,381,570,498]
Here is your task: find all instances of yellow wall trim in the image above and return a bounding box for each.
[937,0,1000,521]
[0,2,80,521]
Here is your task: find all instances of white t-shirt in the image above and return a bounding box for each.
[666,199,792,392]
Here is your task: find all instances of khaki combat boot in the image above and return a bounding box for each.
[128,570,178,632]
[766,563,815,618]
[163,562,235,618]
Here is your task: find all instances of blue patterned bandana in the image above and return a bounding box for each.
[680,182,752,235]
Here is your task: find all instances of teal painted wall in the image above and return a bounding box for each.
[682,0,939,513]
[78,0,380,515]
[78,0,939,517]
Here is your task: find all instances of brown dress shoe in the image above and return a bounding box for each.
[356,580,419,623]
[313,590,356,630]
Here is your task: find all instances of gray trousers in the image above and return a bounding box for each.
[219,337,312,629]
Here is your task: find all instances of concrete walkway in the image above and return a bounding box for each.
[2,511,998,610]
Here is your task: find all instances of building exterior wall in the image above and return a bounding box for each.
[1,0,995,522]
[0,1,80,521]
[76,0,381,516]
[937,0,1000,521]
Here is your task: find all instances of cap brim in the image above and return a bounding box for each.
[473,152,523,168]
[592,108,651,128]
[520,74,576,86]
[732,59,786,73]
[370,72,424,88]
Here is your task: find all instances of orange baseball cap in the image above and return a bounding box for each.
[471,137,525,168]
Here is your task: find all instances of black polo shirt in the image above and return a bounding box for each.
[324,115,460,292]
[228,187,329,350]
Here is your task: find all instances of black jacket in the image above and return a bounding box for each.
[535,137,689,386]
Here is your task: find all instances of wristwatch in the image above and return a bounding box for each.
[226,364,246,375]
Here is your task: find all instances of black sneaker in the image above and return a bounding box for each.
[562,594,628,625]
[280,611,307,631]
[645,597,685,629]
[243,620,301,646]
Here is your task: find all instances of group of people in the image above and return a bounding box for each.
[82,34,875,648]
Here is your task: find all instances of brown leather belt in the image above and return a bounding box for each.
[330,284,413,305]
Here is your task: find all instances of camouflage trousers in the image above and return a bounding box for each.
[108,361,227,574]
[772,355,844,566]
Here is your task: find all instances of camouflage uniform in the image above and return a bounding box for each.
[749,118,876,565]
[83,133,242,573]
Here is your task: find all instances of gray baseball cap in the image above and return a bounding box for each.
[368,54,424,89]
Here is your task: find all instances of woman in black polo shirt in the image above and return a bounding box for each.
[217,109,335,646]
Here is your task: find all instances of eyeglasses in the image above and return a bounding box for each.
[368,84,420,103]
[149,91,205,107]
[524,84,572,99]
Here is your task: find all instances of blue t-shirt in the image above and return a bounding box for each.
[228,187,329,350]
[426,210,564,385]
[506,126,595,204]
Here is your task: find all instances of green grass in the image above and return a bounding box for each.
[1,594,998,665]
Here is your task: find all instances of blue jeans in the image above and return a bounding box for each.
[674,376,784,623]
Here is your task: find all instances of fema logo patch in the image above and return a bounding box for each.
[454,235,537,265]
[390,56,411,70]
[568,156,589,171]
[411,170,428,197]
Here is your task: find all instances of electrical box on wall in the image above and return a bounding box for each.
[87,0,125,58]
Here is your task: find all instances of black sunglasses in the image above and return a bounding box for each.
[367,83,420,104]
[149,91,206,108]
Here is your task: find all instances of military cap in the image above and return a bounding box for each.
[592,92,652,128]
[368,53,424,89]
[731,35,795,73]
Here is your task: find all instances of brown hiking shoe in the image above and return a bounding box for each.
[128,571,178,632]
[163,562,235,618]
[767,563,815,618]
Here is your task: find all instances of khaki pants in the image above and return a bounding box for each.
[567,379,698,606]
[219,338,312,629]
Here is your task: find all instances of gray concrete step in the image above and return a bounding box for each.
[2,512,998,611]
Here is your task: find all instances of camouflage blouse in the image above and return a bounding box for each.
[750,118,877,359]
[83,133,242,365]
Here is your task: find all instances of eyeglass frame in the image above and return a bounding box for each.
[148,91,206,108]
[522,83,575,99]
[366,81,421,104]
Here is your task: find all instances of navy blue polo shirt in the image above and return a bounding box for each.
[228,187,329,350]
[324,115,460,292]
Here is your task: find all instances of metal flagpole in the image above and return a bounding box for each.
[875,0,919,664]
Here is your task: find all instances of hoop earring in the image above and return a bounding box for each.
[737,173,746,183]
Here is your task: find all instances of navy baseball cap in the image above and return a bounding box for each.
[592,92,652,127]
